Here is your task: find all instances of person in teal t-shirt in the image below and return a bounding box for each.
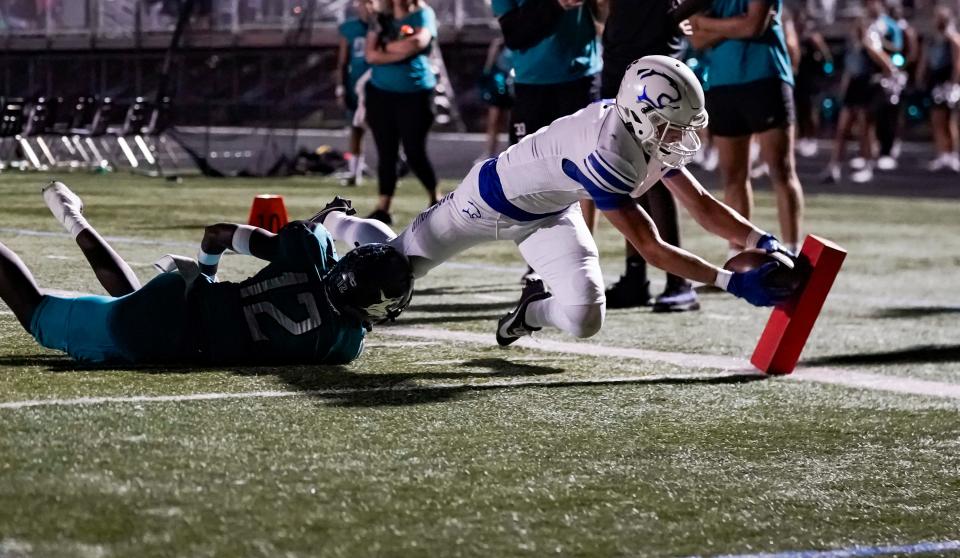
[361,0,440,226]
[689,0,804,257]
[492,0,602,285]
[336,0,373,186]
[492,0,602,145]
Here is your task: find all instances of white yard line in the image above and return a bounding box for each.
[379,327,960,401]
[1,325,958,410]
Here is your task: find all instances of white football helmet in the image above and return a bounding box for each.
[615,55,708,169]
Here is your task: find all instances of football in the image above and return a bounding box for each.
[724,249,807,293]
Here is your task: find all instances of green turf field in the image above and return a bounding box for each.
[1,172,959,558]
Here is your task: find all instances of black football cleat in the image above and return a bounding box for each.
[604,275,652,309]
[520,266,541,287]
[496,278,552,347]
[310,196,356,224]
[367,208,393,226]
[652,281,701,313]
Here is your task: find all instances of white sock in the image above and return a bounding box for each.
[525,298,604,339]
[354,154,364,178]
[324,211,396,247]
[347,154,358,175]
[785,242,799,254]
[66,215,90,239]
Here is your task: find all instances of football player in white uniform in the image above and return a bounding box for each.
[314,55,796,346]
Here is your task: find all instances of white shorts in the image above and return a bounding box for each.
[389,161,605,306]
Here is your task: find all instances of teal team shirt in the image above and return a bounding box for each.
[704,0,793,88]
[369,6,438,93]
[491,0,601,85]
[338,18,370,93]
[195,221,366,365]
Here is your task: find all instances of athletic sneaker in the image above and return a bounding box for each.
[309,196,356,224]
[496,278,552,347]
[849,157,867,170]
[877,155,897,171]
[42,181,86,236]
[336,172,359,187]
[605,275,652,309]
[797,138,819,158]
[367,209,393,226]
[820,164,841,184]
[851,164,874,184]
[652,281,701,313]
[927,153,960,173]
[520,266,541,287]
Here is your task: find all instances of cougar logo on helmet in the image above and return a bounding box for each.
[635,69,682,111]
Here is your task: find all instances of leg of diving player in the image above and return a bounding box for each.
[42,181,142,297]
[0,241,44,331]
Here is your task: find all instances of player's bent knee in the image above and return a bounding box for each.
[562,303,605,339]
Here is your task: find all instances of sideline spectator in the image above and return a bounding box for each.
[591,0,701,312]
[363,0,441,225]
[918,6,960,173]
[822,10,896,184]
[476,37,514,162]
[791,7,833,158]
[336,0,373,186]
[690,0,805,254]
[873,2,913,172]
[492,0,602,284]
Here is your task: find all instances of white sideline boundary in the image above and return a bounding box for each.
[1,325,959,410]
[378,327,960,401]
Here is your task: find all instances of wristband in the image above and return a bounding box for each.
[745,229,766,250]
[714,269,733,291]
[231,225,256,255]
[197,249,221,267]
[335,84,345,97]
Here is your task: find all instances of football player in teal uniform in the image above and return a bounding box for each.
[0,182,413,365]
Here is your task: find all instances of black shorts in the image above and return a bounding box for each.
[510,75,598,144]
[706,77,796,137]
[842,75,882,109]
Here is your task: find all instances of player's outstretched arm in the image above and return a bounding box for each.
[601,203,789,306]
[662,168,789,255]
[602,201,724,286]
[197,223,278,277]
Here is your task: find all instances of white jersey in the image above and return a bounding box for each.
[492,100,673,214]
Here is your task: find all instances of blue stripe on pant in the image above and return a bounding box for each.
[29,273,194,364]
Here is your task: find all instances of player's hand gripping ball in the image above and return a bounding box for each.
[724,249,805,294]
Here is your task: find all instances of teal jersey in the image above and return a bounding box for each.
[339,18,370,91]
[704,0,793,88]
[195,221,365,365]
[369,6,438,93]
[491,0,601,85]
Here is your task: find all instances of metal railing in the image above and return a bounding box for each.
[0,0,499,39]
[0,0,938,41]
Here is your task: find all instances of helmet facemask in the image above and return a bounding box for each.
[324,243,415,331]
[644,111,705,169]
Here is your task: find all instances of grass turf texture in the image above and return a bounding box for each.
[1,173,959,557]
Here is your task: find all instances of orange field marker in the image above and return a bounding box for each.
[248,194,289,233]
[751,234,847,375]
